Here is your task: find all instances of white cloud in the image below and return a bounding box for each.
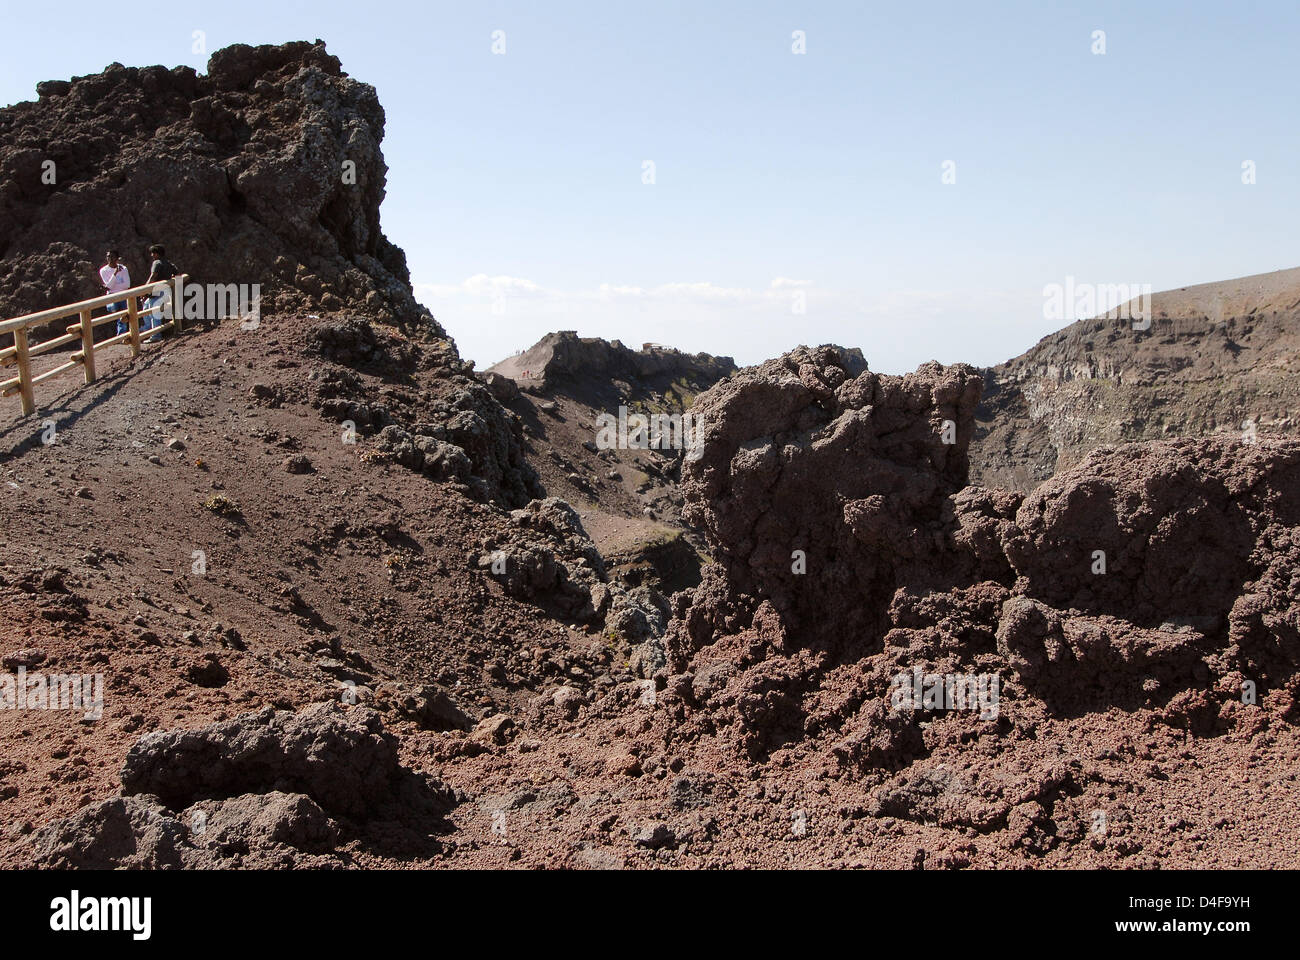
[462,274,546,297]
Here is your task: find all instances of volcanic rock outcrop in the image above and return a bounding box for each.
[0,40,434,334]
[996,438,1300,713]
[473,497,675,673]
[475,497,608,621]
[666,343,1300,766]
[488,331,736,400]
[0,39,548,506]
[675,345,983,650]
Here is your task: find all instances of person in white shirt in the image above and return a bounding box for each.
[98,250,132,335]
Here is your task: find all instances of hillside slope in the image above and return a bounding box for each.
[972,266,1300,490]
[9,327,1300,869]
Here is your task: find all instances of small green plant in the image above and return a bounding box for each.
[385,551,415,570]
[203,494,240,517]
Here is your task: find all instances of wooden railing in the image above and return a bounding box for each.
[0,275,188,416]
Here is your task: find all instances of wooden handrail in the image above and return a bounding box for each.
[1,275,189,416]
[0,275,188,334]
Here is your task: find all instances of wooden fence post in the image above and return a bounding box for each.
[13,328,36,416]
[79,308,97,384]
[172,276,184,332]
[127,298,142,357]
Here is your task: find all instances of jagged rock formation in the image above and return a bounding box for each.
[475,497,608,621]
[973,266,1300,491]
[487,331,736,401]
[118,701,444,817]
[298,312,543,508]
[666,344,1300,769]
[676,345,983,648]
[997,438,1300,713]
[0,40,435,336]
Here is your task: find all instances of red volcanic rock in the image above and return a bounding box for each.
[668,344,1300,779]
[677,344,983,649]
[120,701,453,820]
[999,437,1300,709]
[1003,437,1300,627]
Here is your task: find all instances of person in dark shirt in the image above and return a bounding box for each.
[139,244,180,335]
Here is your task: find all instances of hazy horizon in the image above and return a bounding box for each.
[3,0,1297,373]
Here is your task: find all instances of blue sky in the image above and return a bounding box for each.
[3,1,1298,372]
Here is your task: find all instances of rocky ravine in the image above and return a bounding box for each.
[484,331,739,596]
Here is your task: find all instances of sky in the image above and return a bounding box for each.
[3,1,1298,372]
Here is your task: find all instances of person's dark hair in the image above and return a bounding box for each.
[148,244,165,258]
[106,248,120,258]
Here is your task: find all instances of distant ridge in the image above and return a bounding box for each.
[971,266,1300,490]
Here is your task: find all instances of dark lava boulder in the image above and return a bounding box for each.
[677,345,983,647]
[120,701,453,820]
